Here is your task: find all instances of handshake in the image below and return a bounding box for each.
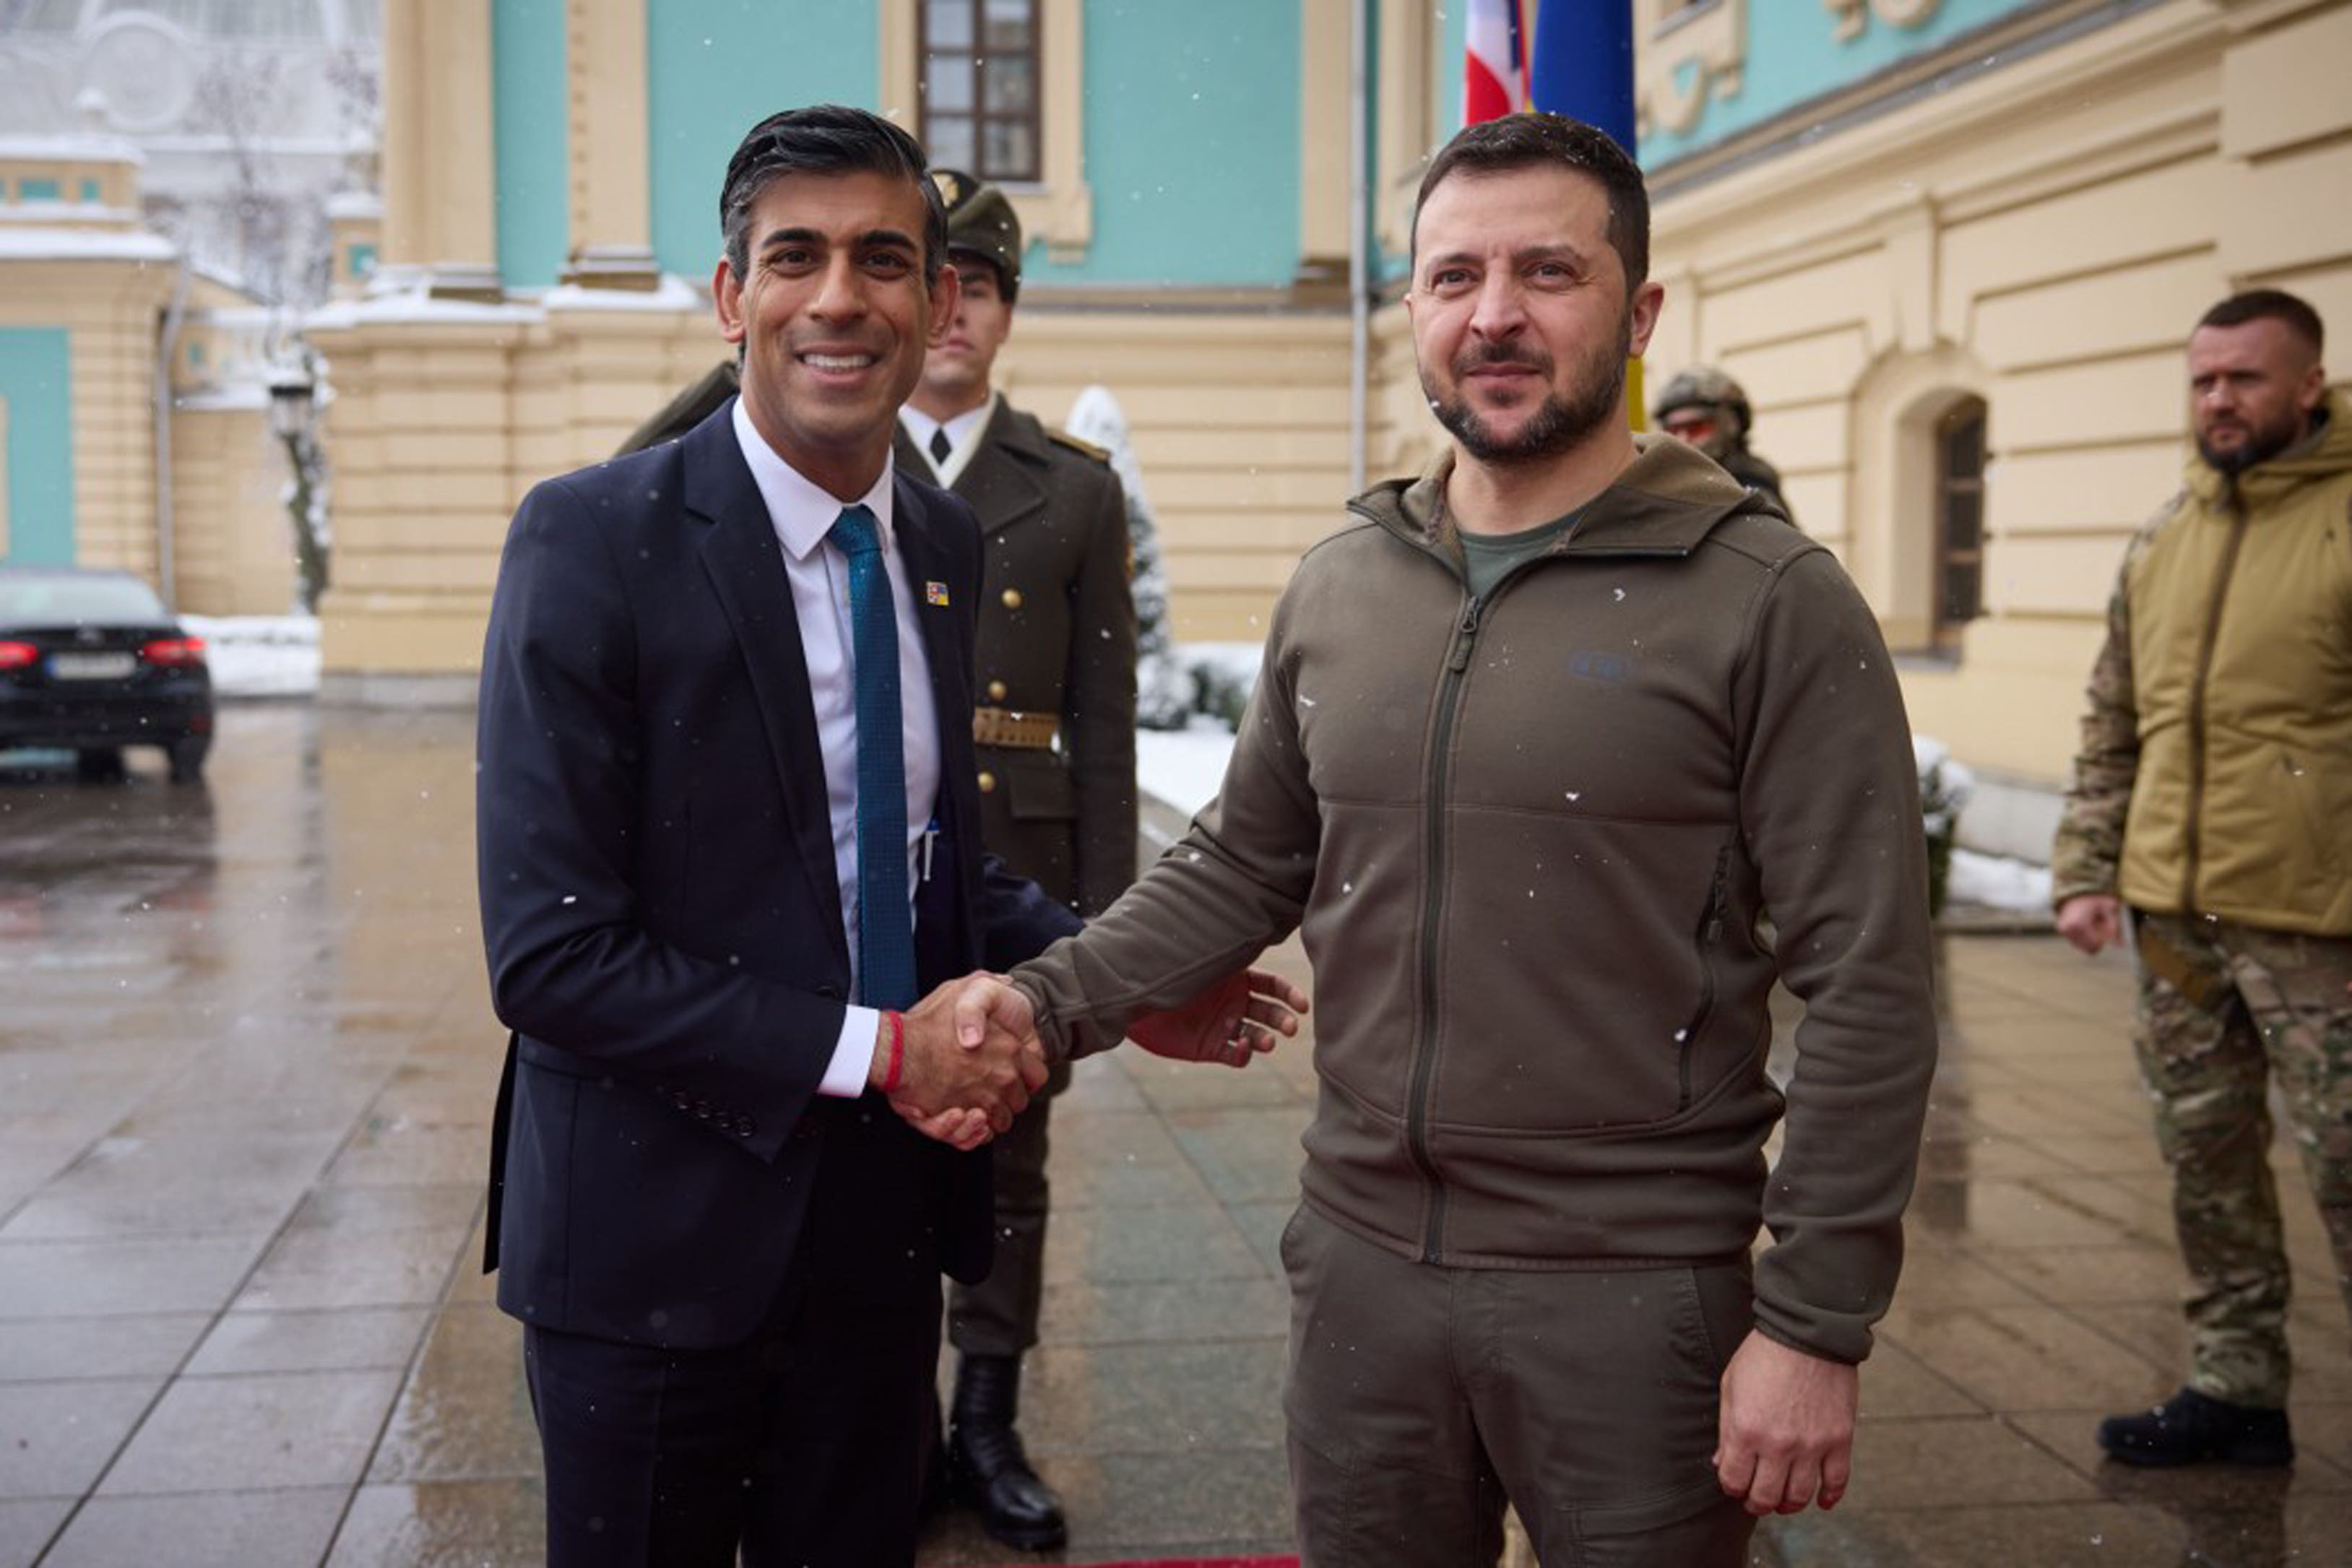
[871,966,1309,1151]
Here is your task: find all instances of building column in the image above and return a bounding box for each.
[381,0,501,300]
[1294,0,1352,301]
[564,0,660,289]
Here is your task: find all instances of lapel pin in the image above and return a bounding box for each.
[925,581,951,607]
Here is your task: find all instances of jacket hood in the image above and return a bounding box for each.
[1350,433,1763,560]
[2185,387,2352,507]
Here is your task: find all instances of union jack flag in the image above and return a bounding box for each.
[1464,0,1529,125]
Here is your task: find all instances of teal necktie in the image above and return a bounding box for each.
[826,505,917,1011]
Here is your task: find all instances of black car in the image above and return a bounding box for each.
[0,567,214,783]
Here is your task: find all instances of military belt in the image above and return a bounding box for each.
[972,707,1059,750]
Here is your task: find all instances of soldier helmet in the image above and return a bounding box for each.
[931,168,1023,304]
[1652,365,1752,456]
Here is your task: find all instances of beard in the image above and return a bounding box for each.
[1423,312,1631,466]
[2197,405,2309,474]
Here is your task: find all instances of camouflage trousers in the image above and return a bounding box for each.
[2130,911,2352,1407]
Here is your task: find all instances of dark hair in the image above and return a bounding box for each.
[1411,113,1650,290]
[2197,289,2324,358]
[719,105,948,285]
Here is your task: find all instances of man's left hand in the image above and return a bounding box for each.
[1714,1330,1858,1515]
[1128,966,1310,1067]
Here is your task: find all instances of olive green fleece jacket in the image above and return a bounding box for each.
[2051,391,2352,933]
[1011,436,1939,1366]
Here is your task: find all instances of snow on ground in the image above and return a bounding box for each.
[182,614,319,698]
[1140,707,2056,917]
[1948,847,2054,914]
[1135,717,1240,818]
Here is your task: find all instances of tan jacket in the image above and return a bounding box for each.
[2053,391,2352,933]
[896,400,1138,915]
[1013,437,1938,1366]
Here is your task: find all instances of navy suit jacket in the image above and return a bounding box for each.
[475,401,1080,1349]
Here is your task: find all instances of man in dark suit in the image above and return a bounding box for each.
[475,105,1300,1568]
[894,169,1136,1551]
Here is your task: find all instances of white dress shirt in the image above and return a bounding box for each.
[899,394,998,489]
[731,397,943,1094]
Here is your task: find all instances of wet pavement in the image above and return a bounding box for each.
[1,701,2347,1567]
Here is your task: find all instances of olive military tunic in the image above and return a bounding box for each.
[898,394,1138,1358]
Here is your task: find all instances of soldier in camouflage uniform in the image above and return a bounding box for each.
[2051,289,2352,1468]
[1651,365,1797,526]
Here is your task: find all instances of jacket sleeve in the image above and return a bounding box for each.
[475,475,843,1158]
[1011,582,1322,1060]
[1736,548,1940,1366]
[1063,462,1141,917]
[2049,508,2165,907]
[980,853,1086,972]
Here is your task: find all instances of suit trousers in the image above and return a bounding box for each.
[1280,1204,1755,1568]
[524,1095,948,1568]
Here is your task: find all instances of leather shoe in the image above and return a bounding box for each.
[949,1353,1068,1549]
[2097,1386,2293,1467]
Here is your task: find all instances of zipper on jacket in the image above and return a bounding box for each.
[1408,592,1483,1262]
[2182,485,2249,915]
[1675,841,1733,1109]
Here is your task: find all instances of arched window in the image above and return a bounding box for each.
[1932,397,1987,656]
[920,0,1041,183]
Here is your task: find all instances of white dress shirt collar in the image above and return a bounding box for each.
[732,395,899,560]
[899,394,998,488]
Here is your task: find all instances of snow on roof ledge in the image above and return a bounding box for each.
[305,285,545,331]
[0,227,176,261]
[542,274,704,313]
[0,134,144,165]
[324,190,383,220]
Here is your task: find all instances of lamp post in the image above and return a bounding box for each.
[267,364,328,614]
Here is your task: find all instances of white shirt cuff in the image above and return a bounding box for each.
[821,1005,882,1096]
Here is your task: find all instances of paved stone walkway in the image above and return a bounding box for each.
[1,703,2344,1566]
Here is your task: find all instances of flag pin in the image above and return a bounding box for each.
[925,581,951,607]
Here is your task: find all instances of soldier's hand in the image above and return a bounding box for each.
[2056,893,2124,956]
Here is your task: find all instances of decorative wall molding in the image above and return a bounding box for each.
[1828,0,1947,43]
[1638,0,1747,139]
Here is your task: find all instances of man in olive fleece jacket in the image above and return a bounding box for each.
[978,116,1937,1566]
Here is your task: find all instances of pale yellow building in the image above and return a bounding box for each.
[21,0,2335,855]
[0,134,306,616]
[1635,0,2352,851]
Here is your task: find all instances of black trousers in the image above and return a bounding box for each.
[524,1097,948,1568]
[947,1054,1068,1356]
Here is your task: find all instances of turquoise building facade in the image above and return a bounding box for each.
[0,327,75,566]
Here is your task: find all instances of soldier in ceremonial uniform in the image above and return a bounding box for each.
[894,169,1138,1551]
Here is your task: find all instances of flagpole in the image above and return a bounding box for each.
[1347,0,1368,495]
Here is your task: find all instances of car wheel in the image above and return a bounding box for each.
[75,747,126,782]
[168,737,209,785]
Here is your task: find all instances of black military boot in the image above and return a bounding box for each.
[948,1352,1067,1549]
[2097,1387,2295,1467]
